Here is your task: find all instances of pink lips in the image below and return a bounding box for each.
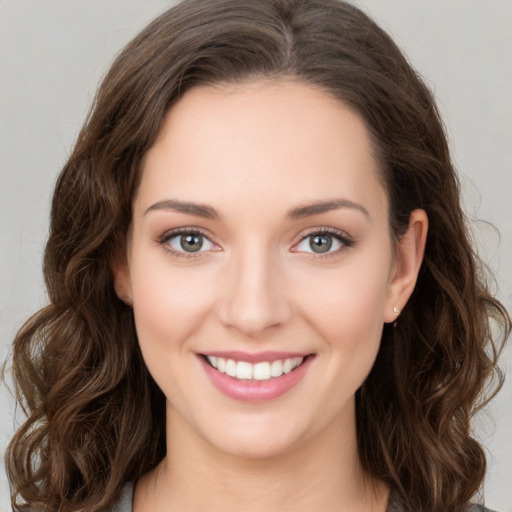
[199,352,313,403]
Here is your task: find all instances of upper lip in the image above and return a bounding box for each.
[199,351,312,364]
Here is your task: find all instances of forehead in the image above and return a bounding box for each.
[136,80,387,222]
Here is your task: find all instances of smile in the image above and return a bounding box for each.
[199,352,314,402]
[205,355,304,381]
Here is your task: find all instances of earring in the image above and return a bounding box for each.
[393,305,400,315]
[123,297,134,307]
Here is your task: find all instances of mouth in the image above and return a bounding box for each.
[202,354,308,381]
[198,352,314,402]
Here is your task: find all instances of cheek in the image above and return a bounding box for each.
[292,251,392,367]
[129,254,218,352]
[280,256,391,428]
[300,263,389,330]
[129,257,219,408]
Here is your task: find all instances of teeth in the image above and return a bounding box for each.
[270,360,283,377]
[205,356,304,381]
[253,362,271,380]
[225,359,236,377]
[236,361,253,380]
[283,358,293,374]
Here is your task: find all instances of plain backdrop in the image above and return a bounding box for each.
[1,1,511,510]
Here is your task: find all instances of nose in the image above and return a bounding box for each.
[216,246,292,338]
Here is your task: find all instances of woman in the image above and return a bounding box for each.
[5,0,510,511]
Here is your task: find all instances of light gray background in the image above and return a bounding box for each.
[1,1,511,510]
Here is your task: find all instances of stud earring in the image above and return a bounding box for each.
[124,297,133,307]
[393,305,400,315]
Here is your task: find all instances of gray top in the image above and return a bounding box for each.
[111,482,497,512]
[112,482,134,512]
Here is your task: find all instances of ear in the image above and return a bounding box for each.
[111,250,133,306]
[384,209,428,323]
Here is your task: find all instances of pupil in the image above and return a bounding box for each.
[180,234,203,252]
[310,234,332,253]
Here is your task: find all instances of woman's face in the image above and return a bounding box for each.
[115,80,425,458]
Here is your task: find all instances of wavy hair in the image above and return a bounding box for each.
[5,0,510,510]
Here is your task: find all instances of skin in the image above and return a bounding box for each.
[114,80,428,511]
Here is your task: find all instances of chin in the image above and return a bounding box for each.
[207,430,306,460]
[190,408,315,461]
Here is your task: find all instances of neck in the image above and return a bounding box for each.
[134,400,389,512]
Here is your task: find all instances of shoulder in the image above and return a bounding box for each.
[109,486,499,512]
[111,481,134,512]
[387,493,499,512]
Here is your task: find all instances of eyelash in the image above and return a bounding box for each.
[296,227,354,259]
[157,227,217,260]
[157,227,354,260]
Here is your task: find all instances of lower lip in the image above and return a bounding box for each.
[200,356,314,403]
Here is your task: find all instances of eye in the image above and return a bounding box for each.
[160,229,218,256]
[293,229,352,256]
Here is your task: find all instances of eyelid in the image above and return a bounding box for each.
[291,227,354,257]
[157,227,221,259]
[156,226,353,260]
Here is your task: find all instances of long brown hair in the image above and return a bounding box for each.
[5,1,510,510]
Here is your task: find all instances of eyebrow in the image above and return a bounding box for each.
[144,198,369,220]
[145,199,219,219]
[286,199,370,220]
